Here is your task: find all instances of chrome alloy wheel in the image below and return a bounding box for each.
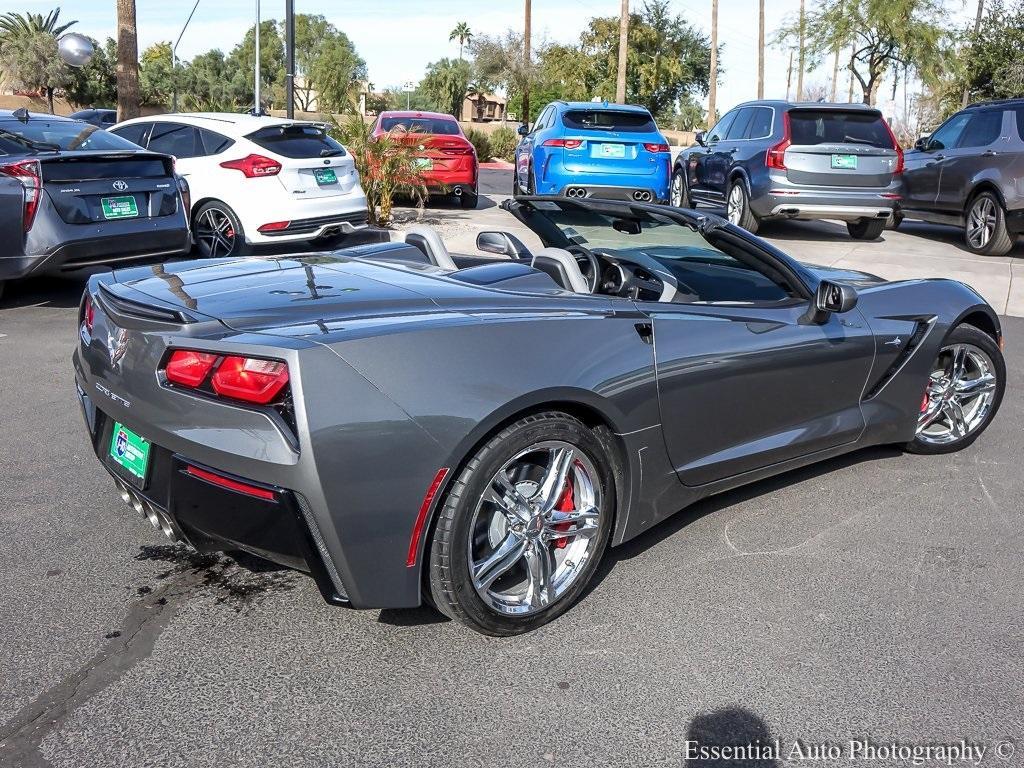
[917,343,998,445]
[966,196,997,250]
[195,207,237,258]
[671,171,683,207]
[468,441,602,616]
[727,184,744,224]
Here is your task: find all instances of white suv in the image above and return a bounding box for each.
[111,113,368,257]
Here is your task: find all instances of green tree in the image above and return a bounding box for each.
[0,8,76,39]
[291,14,366,112]
[64,36,117,107]
[139,41,173,107]
[182,49,236,112]
[226,19,285,110]
[449,22,473,61]
[471,31,534,121]
[948,0,1024,109]
[778,0,947,105]
[0,8,78,113]
[420,57,471,117]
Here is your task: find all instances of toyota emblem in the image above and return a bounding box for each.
[112,180,128,192]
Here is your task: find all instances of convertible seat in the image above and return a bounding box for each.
[531,248,589,293]
[393,225,458,271]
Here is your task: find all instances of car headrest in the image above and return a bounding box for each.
[531,247,589,293]
[395,225,458,271]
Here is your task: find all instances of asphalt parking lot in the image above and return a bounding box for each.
[2,175,1023,767]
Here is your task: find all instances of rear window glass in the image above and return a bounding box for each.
[0,120,140,155]
[41,157,169,182]
[247,124,346,158]
[561,110,657,132]
[789,111,894,149]
[378,117,461,135]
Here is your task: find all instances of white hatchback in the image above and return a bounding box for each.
[111,113,368,257]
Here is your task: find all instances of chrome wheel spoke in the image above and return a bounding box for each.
[488,472,531,522]
[537,447,575,512]
[523,543,557,609]
[943,400,968,439]
[955,372,996,399]
[916,341,997,445]
[472,533,527,591]
[543,506,600,541]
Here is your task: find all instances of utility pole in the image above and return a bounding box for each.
[707,0,718,129]
[285,0,295,118]
[785,49,793,101]
[523,0,531,124]
[796,0,805,101]
[616,0,629,104]
[171,0,201,112]
[962,0,985,107]
[757,0,765,99]
[253,0,261,114]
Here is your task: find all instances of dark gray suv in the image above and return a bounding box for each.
[671,101,903,239]
[900,99,1024,256]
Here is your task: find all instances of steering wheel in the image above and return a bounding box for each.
[572,249,602,293]
[591,247,696,302]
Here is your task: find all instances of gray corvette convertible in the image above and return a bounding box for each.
[73,197,1005,635]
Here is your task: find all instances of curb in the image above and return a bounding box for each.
[480,161,514,170]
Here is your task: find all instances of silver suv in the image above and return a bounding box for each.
[900,99,1024,256]
[671,101,903,240]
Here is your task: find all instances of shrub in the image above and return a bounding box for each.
[464,127,492,162]
[487,126,518,162]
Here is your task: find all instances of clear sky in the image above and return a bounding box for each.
[20,0,973,113]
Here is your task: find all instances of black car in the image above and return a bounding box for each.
[900,98,1024,256]
[69,108,117,128]
[0,110,191,300]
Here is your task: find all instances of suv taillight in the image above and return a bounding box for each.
[543,139,583,149]
[219,154,282,178]
[881,119,905,175]
[643,143,671,153]
[163,349,290,405]
[0,159,41,232]
[766,112,791,170]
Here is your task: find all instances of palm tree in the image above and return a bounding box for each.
[0,9,76,39]
[115,0,140,120]
[449,22,473,61]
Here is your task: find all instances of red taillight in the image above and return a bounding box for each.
[219,154,282,178]
[211,355,290,404]
[441,144,475,155]
[82,294,95,334]
[766,112,791,170]
[643,142,670,153]
[406,467,450,567]
[543,139,584,149]
[0,158,41,232]
[185,465,276,501]
[165,349,218,388]
[881,119,905,175]
[257,221,291,233]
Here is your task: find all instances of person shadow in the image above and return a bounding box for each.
[684,706,782,767]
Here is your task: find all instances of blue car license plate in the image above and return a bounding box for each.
[596,143,626,159]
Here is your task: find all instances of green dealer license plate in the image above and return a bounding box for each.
[101,195,139,219]
[313,167,337,185]
[109,422,151,484]
[831,154,858,170]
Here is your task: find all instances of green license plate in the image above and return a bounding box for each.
[100,195,139,219]
[415,158,433,170]
[831,154,858,170]
[599,143,626,158]
[109,422,151,483]
[313,167,337,185]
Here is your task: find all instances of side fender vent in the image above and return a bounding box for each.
[864,319,933,400]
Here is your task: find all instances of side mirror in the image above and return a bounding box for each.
[695,130,707,147]
[517,124,530,137]
[914,135,929,151]
[476,231,531,260]
[806,279,858,324]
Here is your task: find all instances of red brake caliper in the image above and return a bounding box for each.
[921,391,930,413]
[553,477,575,549]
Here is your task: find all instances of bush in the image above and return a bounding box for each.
[464,128,492,162]
[488,126,518,162]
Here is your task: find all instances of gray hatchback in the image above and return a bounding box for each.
[672,101,903,239]
[900,98,1024,256]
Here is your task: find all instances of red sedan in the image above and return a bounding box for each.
[372,111,479,208]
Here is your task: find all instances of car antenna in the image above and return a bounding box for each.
[13,107,29,123]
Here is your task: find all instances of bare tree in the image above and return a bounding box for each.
[116,0,140,120]
[962,0,985,106]
[796,0,805,100]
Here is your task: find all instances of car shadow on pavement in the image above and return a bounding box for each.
[1,271,92,310]
[684,706,782,767]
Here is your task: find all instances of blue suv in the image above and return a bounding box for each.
[513,102,671,203]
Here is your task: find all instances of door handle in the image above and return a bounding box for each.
[728,147,738,154]
[983,149,998,157]
[934,154,946,160]
[634,322,653,345]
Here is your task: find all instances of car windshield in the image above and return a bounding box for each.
[379,117,461,135]
[0,119,140,154]
[561,110,657,132]
[788,110,894,148]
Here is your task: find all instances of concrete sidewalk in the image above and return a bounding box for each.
[398,189,1024,318]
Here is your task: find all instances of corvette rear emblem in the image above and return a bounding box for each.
[112,180,129,192]
[107,326,129,367]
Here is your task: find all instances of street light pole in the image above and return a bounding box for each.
[172,0,201,113]
[285,0,295,118]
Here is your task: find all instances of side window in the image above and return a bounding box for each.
[147,122,201,158]
[928,113,971,151]
[111,122,151,147]
[101,113,116,125]
[747,107,773,140]
[957,110,1002,149]
[1015,108,1024,142]
[197,128,233,156]
[707,110,737,143]
[725,108,754,140]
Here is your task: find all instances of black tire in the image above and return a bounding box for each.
[726,179,759,234]
[428,411,616,636]
[193,201,248,259]
[964,191,1014,256]
[885,213,903,231]
[847,217,886,240]
[527,166,536,196]
[904,323,1005,455]
[0,280,5,302]
[670,166,694,209]
[459,187,479,209]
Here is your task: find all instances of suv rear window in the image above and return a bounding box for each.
[246,124,346,158]
[378,117,461,135]
[561,110,657,132]
[788,110,894,149]
[0,120,140,155]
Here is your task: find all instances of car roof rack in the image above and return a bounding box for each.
[964,97,1024,109]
